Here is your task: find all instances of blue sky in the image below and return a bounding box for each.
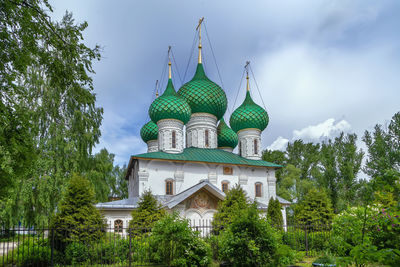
[50,1,400,170]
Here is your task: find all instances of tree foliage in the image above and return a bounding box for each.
[267,197,283,228]
[150,213,211,267]
[219,203,278,266]
[295,188,334,227]
[213,184,250,230]
[0,0,103,225]
[129,190,165,235]
[51,174,105,250]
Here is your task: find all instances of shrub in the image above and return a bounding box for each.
[273,244,297,267]
[7,238,54,267]
[51,174,106,251]
[65,242,89,265]
[91,234,130,264]
[150,213,211,267]
[219,203,277,266]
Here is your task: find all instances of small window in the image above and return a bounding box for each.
[166,180,173,195]
[254,139,258,154]
[239,141,242,156]
[114,219,123,233]
[205,130,209,147]
[255,183,262,197]
[172,131,176,148]
[221,182,229,193]
[223,167,233,175]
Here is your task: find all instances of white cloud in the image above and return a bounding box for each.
[267,118,352,150]
[293,118,351,141]
[267,136,289,151]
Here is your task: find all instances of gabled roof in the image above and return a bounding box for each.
[163,180,225,209]
[95,195,173,210]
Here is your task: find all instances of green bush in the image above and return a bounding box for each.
[267,197,283,229]
[150,213,212,267]
[65,242,89,265]
[273,244,297,267]
[90,234,130,264]
[7,238,54,267]
[219,203,277,266]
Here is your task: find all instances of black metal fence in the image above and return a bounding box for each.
[1,223,331,266]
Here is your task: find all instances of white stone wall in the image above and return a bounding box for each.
[147,140,158,152]
[238,128,262,160]
[186,113,218,148]
[157,119,184,153]
[129,159,276,205]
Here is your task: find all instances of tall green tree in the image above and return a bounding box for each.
[267,197,283,228]
[295,188,334,227]
[84,148,116,202]
[113,164,128,199]
[0,0,102,225]
[129,190,165,235]
[363,112,400,179]
[286,140,320,181]
[213,184,250,230]
[51,173,105,250]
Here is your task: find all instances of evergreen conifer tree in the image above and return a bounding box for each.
[129,190,165,235]
[295,188,334,227]
[213,184,250,230]
[267,197,283,228]
[51,174,105,250]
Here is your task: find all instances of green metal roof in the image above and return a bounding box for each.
[140,121,158,143]
[178,64,227,120]
[132,147,281,168]
[217,118,238,149]
[230,90,269,133]
[149,79,192,124]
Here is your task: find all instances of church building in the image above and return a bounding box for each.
[96,20,290,233]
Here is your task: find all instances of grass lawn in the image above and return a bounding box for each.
[294,256,317,267]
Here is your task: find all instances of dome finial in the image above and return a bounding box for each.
[196,17,204,64]
[168,46,172,79]
[245,61,250,91]
[155,80,159,98]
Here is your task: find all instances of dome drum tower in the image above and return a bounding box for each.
[230,74,269,160]
[149,61,192,154]
[186,113,218,148]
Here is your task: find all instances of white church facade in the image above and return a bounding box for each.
[96,21,290,232]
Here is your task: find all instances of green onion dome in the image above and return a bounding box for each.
[178,64,227,120]
[140,120,158,143]
[230,91,269,133]
[149,79,192,124]
[217,118,238,149]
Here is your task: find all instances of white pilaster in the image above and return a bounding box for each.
[147,140,158,152]
[157,119,184,153]
[237,128,262,160]
[268,169,277,199]
[186,113,218,148]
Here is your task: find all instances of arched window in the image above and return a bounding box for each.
[221,181,229,193]
[172,131,176,148]
[239,141,242,156]
[255,183,262,197]
[205,130,209,147]
[114,219,123,233]
[166,180,174,195]
[254,139,258,154]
